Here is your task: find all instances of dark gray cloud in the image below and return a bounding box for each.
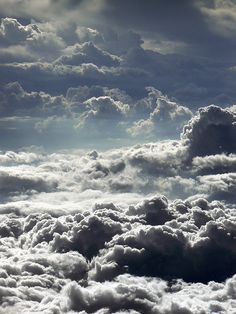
[0,81,68,117]
[3,17,236,150]
[2,1,236,61]
[55,42,120,67]
[0,81,192,149]
[0,18,65,61]
[96,0,236,60]
[0,18,39,46]
[100,0,209,39]
[2,17,236,109]
[182,105,236,159]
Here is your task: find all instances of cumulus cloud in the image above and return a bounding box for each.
[75,96,129,138]
[0,18,65,61]
[128,89,193,139]
[0,18,39,46]
[0,105,234,200]
[55,41,121,67]
[0,182,235,312]
[2,18,236,106]
[0,104,234,198]
[1,79,220,150]
[192,153,236,175]
[26,30,65,59]
[182,105,236,159]
[0,81,68,117]
[88,196,236,285]
[1,4,236,313]
[0,81,135,148]
[3,0,235,61]
[0,110,234,312]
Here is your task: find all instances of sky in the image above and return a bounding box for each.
[1,0,236,150]
[0,1,236,313]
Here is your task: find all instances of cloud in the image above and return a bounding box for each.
[1,188,236,313]
[0,81,135,149]
[76,26,104,45]
[192,154,236,175]
[75,96,129,137]
[0,105,234,206]
[26,30,65,59]
[0,81,68,117]
[2,1,236,62]
[0,18,65,61]
[2,18,236,107]
[0,0,87,22]
[0,122,234,312]
[0,45,34,63]
[4,77,235,151]
[55,41,121,67]
[199,172,236,202]
[128,89,193,139]
[51,210,132,259]
[0,18,39,46]
[1,7,236,313]
[66,85,132,110]
[0,105,234,203]
[0,164,58,196]
[182,105,236,159]
[93,0,236,60]
[90,197,236,283]
[127,195,175,226]
[60,275,166,313]
[0,105,234,200]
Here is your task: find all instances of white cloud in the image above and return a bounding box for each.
[56,42,121,67]
[0,126,234,312]
[0,18,39,46]
[1,9,236,313]
[128,89,192,139]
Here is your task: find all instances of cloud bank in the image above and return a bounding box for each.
[1,2,236,313]
[0,105,234,312]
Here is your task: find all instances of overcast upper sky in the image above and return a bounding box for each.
[0,0,236,149]
[2,0,236,57]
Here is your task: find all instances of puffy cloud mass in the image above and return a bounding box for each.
[182,105,236,159]
[0,104,234,312]
[55,42,121,67]
[1,150,236,311]
[0,18,39,46]
[1,16,236,110]
[1,2,236,313]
